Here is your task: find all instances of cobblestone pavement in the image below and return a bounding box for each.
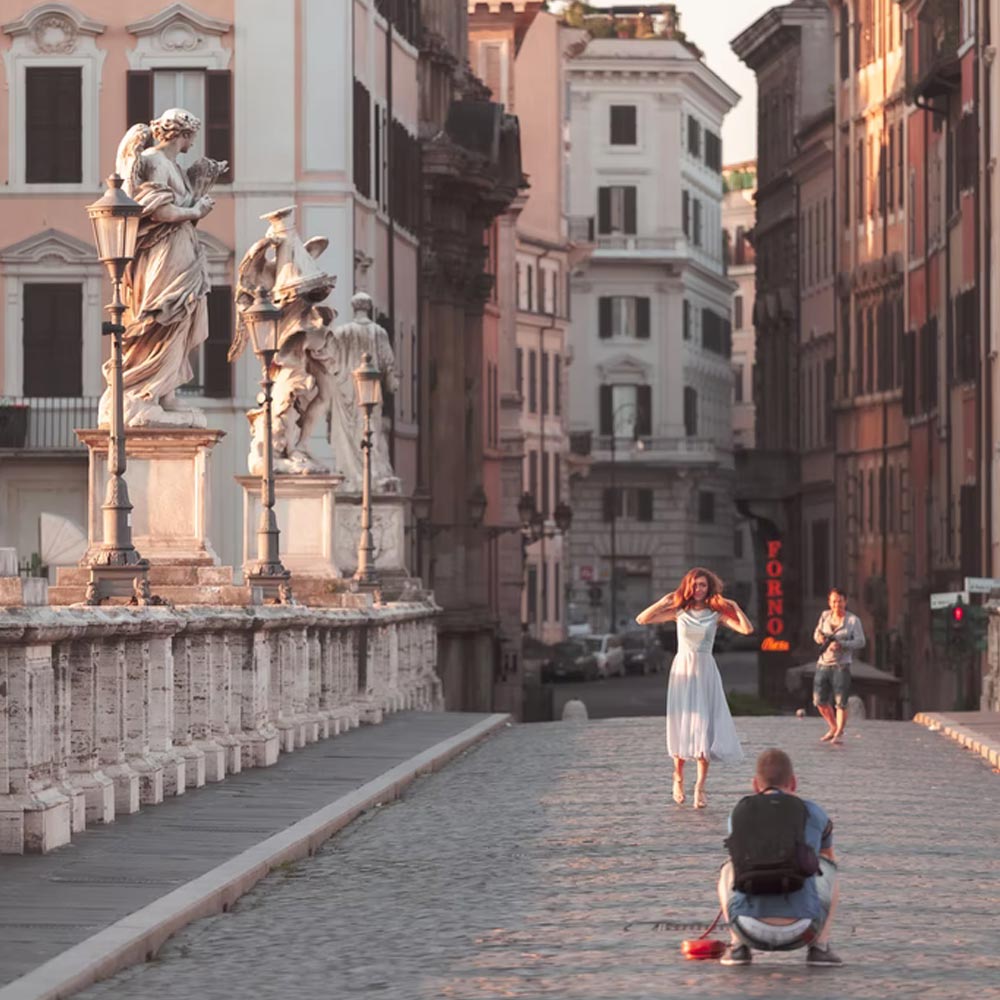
[79,717,1000,1000]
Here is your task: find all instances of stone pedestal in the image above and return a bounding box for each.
[237,474,344,578]
[77,428,225,566]
[334,491,408,579]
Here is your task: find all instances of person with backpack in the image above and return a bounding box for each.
[717,748,842,967]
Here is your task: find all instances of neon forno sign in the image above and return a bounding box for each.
[760,538,790,652]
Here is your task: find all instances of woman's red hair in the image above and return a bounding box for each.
[663,567,737,623]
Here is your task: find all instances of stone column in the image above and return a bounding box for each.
[94,634,140,816]
[239,626,280,768]
[52,640,86,833]
[275,629,298,753]
[65,637,115,825]
[0,640,72,853]
[123,634,164,806]
[171,634,207,789]
[186,632,227,782]
[146,627,186,797]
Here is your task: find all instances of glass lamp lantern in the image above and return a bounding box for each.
[244,287,282,362]
[353,352,382,410]
[85,174,142,277]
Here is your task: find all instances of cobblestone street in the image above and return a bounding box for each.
[79,717,1000,1000]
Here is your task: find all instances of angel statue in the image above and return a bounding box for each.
[102,108,227,428]
[230,206,339,475]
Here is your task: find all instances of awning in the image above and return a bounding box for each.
[785,659,902,694]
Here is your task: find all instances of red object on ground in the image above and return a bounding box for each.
[681,938,726,959]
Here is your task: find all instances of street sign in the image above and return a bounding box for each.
[964,577,1000,594]
[930,591,967,609]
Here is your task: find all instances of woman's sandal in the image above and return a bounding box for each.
[693,785,707,809]
[672,775,685,805]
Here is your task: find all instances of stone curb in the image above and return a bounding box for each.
[0,713,511,1000]
[913,712,1000,769]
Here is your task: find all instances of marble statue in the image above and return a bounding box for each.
[230,207,338,475]
[331,293,400,493]
[101,108,227,428]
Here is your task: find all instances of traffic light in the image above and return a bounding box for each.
[966,602,990,652]
[948,603,967,648]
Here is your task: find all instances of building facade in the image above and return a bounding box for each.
[732,0,833,700]
[0,0,421,579]
[565,8,739,633]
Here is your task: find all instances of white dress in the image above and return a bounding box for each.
[665,608,744,763]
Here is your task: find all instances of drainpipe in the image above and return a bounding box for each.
[386,17,397,466]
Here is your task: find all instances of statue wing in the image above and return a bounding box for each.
[115,124,154,199]
[229,237,279,361]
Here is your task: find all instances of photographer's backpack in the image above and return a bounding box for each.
[725,791,819,895]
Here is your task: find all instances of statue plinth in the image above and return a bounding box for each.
[333,490,408,579]
[77,428,225,567]
[237,474,345,580]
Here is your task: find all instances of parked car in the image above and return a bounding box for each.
[583,633,626,678]
[542,640,600,683]
[622,632,667,675]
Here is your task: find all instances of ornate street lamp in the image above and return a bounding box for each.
[517,491,536,532]
[554,500,573,535]
[244,286,290,599]
[353,351,382,586]
[84,174,147,602]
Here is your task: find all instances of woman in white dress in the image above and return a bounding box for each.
[636,568,754,808]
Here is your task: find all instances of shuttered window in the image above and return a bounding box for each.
[26,67,82,183]
[205,70,233,183]
[354,79,372,198]
[204,286,233,398]
[683,386,698,436]
[597,186,637,234]
[23,283,82,395]
[127,70,154,127]
[610,105,637,145]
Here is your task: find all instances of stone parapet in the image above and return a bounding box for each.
[0,601,442,853]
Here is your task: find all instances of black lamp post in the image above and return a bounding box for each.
[353,351,382,586]
[244,286,290,598]
[84,174,147,602]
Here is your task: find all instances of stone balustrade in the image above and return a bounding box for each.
[0,601,441,854]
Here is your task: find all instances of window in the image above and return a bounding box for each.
[637,489,653,522]
[528,449,538,502]
[898,124,905,209]
[687,115,701,157]
[843,145,851,227]
[22,283,82,395]
[599,384,651,436]
[526,566,538,625]
[541,451,550,516]
[553,356,561,415]
[733,364,744,403]
[697,491,715,524]
[857,138,865,221]
[528,350,537,413]
[196,286,233,397]
[734,294,744,330]
[610,105,637,145]
[353,79,371,198]
[682,190,691,235]
[839,3,850,80]
[598,296,650,339]
[602,488,653,522]
[541,352,550,414]
[683,386,698,436]
[683,299,692,341]
[704,131,722,172]
[516,347,523,402]
[597,185,637,234]
[702,309,731,357]
[734,527,744,558]
[692,198,703,246]
[127,68,233,181]
[25,68,82,183]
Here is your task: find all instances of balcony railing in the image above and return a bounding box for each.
[593,234,683,252]
[0,397,99,451]
[590,435,722,460]
[568,215,595,242]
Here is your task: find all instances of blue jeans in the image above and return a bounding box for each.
[814,666,850,709]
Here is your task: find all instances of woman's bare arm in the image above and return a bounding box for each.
[719,599,754,635]
[636,593,678,626]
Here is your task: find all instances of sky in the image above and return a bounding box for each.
[570,0,782,165]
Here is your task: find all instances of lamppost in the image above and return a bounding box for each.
[608,401,643,633]
[84,174,147,602]
[244,286,290,599]
[353,351,382,586]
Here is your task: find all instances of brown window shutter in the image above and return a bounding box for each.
[206,70,233,182]
[26,68,82,183]
[599,384,613,435]
[624,186,637,234]
[637,489,653,523]
[598,297,612,338]
[204,286,233,398]
[636,385,651,436]
[602,488,616,523]
[636,297,650,339]
[598,187,611,234]
[126,70,153,128]
[23,283,82,395]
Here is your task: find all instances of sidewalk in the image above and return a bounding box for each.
[913,710,1000,768]
[0,711,508,1000]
